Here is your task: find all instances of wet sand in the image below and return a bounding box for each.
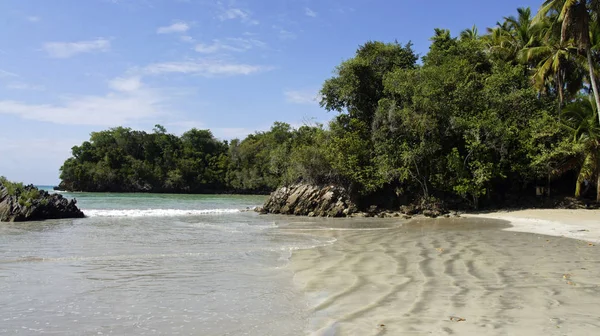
[285,216,600,335]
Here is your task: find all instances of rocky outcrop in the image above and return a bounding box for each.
[257,183,358,217]
[0,183,85,222]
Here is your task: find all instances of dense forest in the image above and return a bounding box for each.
[60,1,600,209]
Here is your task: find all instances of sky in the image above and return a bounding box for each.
[0,0,543,185]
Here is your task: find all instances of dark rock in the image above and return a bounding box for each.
[400,205,418,215]
[254,207,268,215]
[422,210,440,218]
[0,183,85,222]
[261,183,357,217]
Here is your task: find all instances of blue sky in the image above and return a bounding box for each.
[0,0,543,185]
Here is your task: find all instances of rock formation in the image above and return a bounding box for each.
[0,183,85,222]
[257,183,357,217]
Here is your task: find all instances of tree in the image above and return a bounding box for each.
[561,95,600,200]
[320,41,418,126]
[319,41,418,192]
[460,25,479,40]
[535,0,600,124]
[521,38,582,111]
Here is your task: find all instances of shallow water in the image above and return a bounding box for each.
[0,193,329,335]
[3,193,600,335]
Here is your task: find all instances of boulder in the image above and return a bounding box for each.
[258,183,357,217]
[0,183,85,222]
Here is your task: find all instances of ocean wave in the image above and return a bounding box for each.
[84,208,241,218]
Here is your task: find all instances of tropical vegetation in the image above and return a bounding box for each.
[59,0,600,207]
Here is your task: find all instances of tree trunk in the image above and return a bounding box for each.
[575,174,583,198]
[587,49,600,126]
[597,171,600,202]
[557,72,564,117]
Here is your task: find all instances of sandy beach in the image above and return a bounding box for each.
[286,210,600,335]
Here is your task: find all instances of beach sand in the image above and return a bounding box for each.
[285,211,600,335]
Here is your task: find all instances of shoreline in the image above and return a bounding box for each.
[287,209,600,335]
[463,209,600,243]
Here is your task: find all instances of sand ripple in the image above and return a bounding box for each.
[289,218,600,335]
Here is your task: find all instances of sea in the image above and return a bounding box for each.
[0,187,336,335]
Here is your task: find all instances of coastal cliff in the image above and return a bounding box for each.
[0,182,85,222]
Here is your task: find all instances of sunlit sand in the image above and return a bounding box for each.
[286,213,600,335]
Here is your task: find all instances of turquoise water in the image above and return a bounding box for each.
[0,191,333,335]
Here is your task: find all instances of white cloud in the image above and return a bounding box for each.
[6,83,45,91]
[0,69,18,77]
[284,89,319,105]
[0,137,82,185]
[194,38,265,54]
[27,16,40,22]
[144,59,271,77]
[157,21,190,34]
[279,29,297,40]
[180,35,195,43]
[305,8,317,17]
[43,38,111,58]
[108,76,142,92]
[0,88,165,126]
[218,8,259,25]
[219,8,248,20]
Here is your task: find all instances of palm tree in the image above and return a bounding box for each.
[431,28,452,43]
[535,0,600,125]
[561,95,600,201]
[521,38,583,111]
[460,25,479,40]
[484,8,539,64]
[484,23,514,60]
[505,7,537,50]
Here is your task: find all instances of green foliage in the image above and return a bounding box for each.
[60,126,229,193]
[0,176,41,207]
[59,2,600,205]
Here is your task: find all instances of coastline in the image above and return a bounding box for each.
[463,209,600,243]
[287,210,600,335]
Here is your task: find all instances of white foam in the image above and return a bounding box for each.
[84,208,241,218]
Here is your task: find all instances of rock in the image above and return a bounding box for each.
[0,182,85,222]
[423,210,440,218]
[261,183,357,218]
[402,214,413,220]
[254,207,268,214]
[400,205,418,215]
